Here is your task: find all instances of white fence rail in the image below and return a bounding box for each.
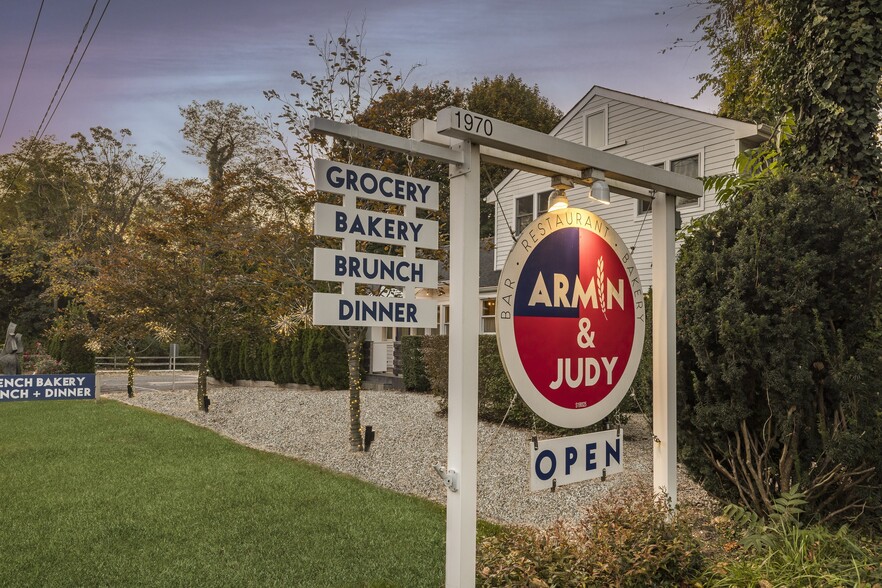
[95,355,200,370]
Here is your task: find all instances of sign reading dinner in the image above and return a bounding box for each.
[496,208,645,428]
[0,374,97,403]
[312,160,439,328]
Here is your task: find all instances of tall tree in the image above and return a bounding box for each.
[266,24,419,451]
[0,129,162,338]
[466,75,561,236]
[91,180,273,411]
[689,0,882,189]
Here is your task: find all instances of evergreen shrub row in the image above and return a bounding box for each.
[419,334,628,433]
[208,328,348,390]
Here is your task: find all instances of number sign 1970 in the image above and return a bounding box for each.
[453,110,493,137]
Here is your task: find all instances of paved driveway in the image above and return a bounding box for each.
[98,371,199,393]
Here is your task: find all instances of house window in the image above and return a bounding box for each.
[481,298,496,334]
[638,155,701,214]
[515,196,533,235]
[515,191,552,235]
[438,304,450,335]
[584,109,607,149]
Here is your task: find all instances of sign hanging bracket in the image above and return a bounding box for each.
[433,463,460,492]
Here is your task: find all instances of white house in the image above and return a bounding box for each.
[364,86,770,380]
[488,86,770,290]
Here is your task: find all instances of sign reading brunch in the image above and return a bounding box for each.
[496,207,645,428]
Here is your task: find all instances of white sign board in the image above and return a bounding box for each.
[314,248,438,289]
[313,292,438,328]
[314,203,438,249]
[530,429,623,491]
[316,159,439,210]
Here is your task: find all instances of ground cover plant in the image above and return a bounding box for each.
[0,399,444,587]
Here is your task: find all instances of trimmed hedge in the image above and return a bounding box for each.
[400,336,430,392]
[419,334,623,433]
[208,328,347,390]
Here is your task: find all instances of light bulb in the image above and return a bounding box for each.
[547,188,569,212]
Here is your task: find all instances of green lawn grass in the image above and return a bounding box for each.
[0,399,446,587]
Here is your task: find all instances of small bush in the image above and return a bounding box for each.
[704,488,882,587]
[478,484,704,587]
[400,336,430,392]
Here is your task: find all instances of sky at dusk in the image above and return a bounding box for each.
[0,0,719,178]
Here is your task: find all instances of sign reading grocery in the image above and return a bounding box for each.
[496,207,645,428]
[312,159,439,328]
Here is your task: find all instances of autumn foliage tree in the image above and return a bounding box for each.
[91,180,273,410]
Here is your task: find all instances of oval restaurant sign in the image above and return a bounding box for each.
[496,207,645,428]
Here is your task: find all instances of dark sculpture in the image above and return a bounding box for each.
[1,322,23,375]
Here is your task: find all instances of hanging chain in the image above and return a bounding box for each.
[631,189,654,253]
[477,391,519,466]
[406,153,414,176]
[484,166,517,242]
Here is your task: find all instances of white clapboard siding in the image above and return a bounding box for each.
[492,87,761,288]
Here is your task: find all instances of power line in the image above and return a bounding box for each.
[42,0,112,137]
[3,0,111,194]
[0,0,46,142]
[34,0,99,141]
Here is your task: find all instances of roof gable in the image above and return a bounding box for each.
[486,86,767,200]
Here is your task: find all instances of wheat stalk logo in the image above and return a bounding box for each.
[597,257,608,320]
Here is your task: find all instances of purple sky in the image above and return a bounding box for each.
[0,0,718,178]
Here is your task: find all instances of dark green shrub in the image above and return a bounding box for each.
[312,328,347,390]
[422,335,622,433]
[290,330,304,384]
[400,336,430,391]
[301,329,317,386]
[478,484,704,587]
[421,335,449,397]
[208,343,223,381]
[238,339,252,381]
[224,340,240,382]
[260,340,273,381]
[59,333,95,373]
[270,338,292,385]
[677,171,882,520]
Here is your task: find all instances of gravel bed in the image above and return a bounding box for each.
[104,385,712,528]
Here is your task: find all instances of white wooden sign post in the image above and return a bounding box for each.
[309,106,702,588]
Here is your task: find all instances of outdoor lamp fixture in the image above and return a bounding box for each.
[548,176,574,211]
[585,168,611,204]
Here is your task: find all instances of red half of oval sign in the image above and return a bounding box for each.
[513,227,635,409]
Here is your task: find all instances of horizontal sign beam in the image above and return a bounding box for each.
[315,159,439,210]
[314,203,438,249]
[313,248,439,288]
[309,117,464,166]
[435,107,703,200]
[414,119,654,202]
[313,293,437,328]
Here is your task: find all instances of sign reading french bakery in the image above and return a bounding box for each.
[312,159,439,328]
[0,374,97,402]
[496,207,645,428]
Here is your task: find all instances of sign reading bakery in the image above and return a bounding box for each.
[496,208,645,428]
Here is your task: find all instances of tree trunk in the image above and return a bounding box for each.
[197,345,209,412]
[347,327,364,452]
[126,342,135,398]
